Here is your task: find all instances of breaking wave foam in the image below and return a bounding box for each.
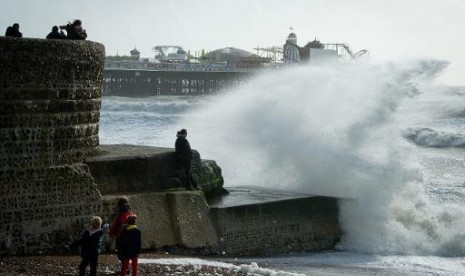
[185,59,465,256]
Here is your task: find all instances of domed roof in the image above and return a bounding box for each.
[207,47,253,64]
[209,47,253,58]
[130,48,140,55]
[286,32,298,44]
[288,32,297,38]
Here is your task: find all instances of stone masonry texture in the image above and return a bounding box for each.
[0,37,105,255]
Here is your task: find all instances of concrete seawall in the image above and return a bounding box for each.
[90,146,341,256]
[211,195,340,255]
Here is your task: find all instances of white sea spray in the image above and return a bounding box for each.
[185,60,465,256]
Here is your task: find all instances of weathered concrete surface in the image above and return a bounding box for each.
[85,144,226,199]
[166,192,217,248]
[100,192,218,251]
[0,37,105,255]
[210,195,341,256]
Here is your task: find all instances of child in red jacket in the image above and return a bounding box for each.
[109,197,135,261]
[119,215,141,276]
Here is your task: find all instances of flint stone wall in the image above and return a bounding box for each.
[0,37,105,255]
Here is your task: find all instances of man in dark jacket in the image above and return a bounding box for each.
[119,215,141,276]
[175,129,199,190]
[46,26,66,39]
[5,23,22,37]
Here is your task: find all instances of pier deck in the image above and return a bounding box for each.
[103,69,251,96]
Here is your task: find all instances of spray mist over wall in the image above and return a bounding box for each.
[185,60,465,256]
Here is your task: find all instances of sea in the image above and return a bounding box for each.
[100,59,465,275]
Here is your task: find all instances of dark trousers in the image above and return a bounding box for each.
[79,254,98,276]
[184,161,197,189]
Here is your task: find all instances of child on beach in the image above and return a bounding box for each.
[109,197,136,263]
[70,216,104,276]
[119,214,141,276]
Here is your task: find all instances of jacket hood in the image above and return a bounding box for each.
[176,132,187,139]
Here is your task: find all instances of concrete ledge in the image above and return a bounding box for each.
[210,194,341,256]
[86,144,183,194]
[101,191,218,251]
[85,144,226,199]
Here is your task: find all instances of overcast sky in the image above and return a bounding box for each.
[1,0,464,84]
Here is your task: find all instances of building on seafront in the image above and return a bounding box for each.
[283,31,368,64]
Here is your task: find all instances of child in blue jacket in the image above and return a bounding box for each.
[70,216,104,276]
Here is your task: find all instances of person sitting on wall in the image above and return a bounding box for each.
[109,197,136,272]
[46,25,66,39]
[5,23,22,37]
[175,129,199,190]
[60,19,87,40]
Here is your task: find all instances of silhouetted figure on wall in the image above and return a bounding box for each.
[60,19,87,40]
[46,26,66,39]
[5,23,22,38]
[175,129,199,190]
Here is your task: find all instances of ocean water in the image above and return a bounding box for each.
[100,60,465,275]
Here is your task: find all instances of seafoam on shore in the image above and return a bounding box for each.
[140,253,465,276]
[140,257,305,276]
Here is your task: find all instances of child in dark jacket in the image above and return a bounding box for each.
[109,196,136,268]
[70,216,104,276]
[119,215,141,276]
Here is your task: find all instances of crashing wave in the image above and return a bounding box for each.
[404,127,465,148]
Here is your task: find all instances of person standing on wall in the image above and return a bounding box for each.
[175,129,199,190]
[59,19,87,40]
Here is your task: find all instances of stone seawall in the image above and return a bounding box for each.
[211,196,340,255]
[0,37,105,254]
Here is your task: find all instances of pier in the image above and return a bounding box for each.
[103,69,252,97]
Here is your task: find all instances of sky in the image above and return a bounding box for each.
[1,0,464,85]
